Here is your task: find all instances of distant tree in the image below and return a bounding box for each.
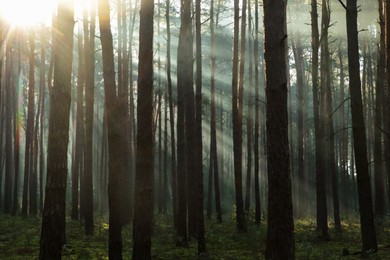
[195,0,206,254]
[165,0,178,229]
[321,0,341,230]
[4,39,13,214]
[72,24,85,221]
[341,0,378,253]
[132,0,154,256]
[232,0,247,232]
[39,0,74,258]
[253,0,261,224]
[82,0,96,235]
[209,0,222,223]
[263,0,294,258]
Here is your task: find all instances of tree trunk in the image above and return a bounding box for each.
[232,0,247,232]
[165,0,178,229]
[254,0,261,224]
[39,0,74,258]
[345,0,377,253]
[374,0,385,219]
[195,0,206,253]
[83,1,96,235]
[311,0,328,238]
[132,0,154,257]
[98,0,123,257]
[263,0,294,258]
[210,0,222,223]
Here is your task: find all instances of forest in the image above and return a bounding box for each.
[0,0,390,259]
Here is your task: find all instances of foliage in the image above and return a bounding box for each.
[0,214,389,259]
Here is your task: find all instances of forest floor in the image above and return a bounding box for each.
[0,213,389,259]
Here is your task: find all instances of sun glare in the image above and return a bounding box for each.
[0,0,55,27]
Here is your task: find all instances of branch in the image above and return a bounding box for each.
[337,0,347,11]
[330,97,350,118]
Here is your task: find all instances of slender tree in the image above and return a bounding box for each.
[232,0,247,232]
[341,0,378,253]
[98,0,123,257]
[311,0,329,239]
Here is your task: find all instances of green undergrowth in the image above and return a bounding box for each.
[0,213,389,259]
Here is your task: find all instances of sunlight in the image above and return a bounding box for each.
[0,0,56,27]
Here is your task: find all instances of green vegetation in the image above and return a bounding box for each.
[0,214,389,259]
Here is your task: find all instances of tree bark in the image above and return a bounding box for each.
[132,0,154,256]
[263,0,294,258]
[39,0,74,258]
[345,0,377,253]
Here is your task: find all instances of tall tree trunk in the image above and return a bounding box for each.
[311,0,328,238]
[132,0,154,256]
[176,0,193,246]
[374,0,385,219]
[254,0,261,224]
[292,35,305,218]
[83,1,96,235]
[344,0,377,253]
[39,0,74,258]
[321,0,341,230]
[72,24,85,221]
[195,0,206,253]
[232,0,247,232]
[209,0,222,223]
[263,0,294,258]
[245,0,253,213]
[22,32,36,216]
[165,0,178,229]
[4,41,13,214]
[98,0,123,257]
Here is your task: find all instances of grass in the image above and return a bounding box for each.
[0,213,389,259]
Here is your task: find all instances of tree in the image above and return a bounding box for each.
[209,0,222,223]
[340,0,378,254]
[132,0,154,256]
[82,0,96,235]
[253,0,261,224]
[232,0,247,232]
[374,0,385,219]
[39,0,74,258]
[311,0,328,239]
[176,0,193,246]
[98,0,123,257]
[195,0,206,254]
[263,0,294,258]
[165,0,178,229]
[321,0,341,230]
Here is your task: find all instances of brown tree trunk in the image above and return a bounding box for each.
[195,0,206,253]
[98,0,123,257]
[311,0,328,238]
[209,0,222,223]
[165,0,178,229]
[345,0,377,253]
[39,0,74,258]
[232,0,247,232]
[254,0,261,224]
[83,1,96,235]
[263,0,294,258]
[374,0,385,219]
[132,0,154,256]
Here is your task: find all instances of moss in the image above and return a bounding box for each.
[0,214,389,259]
